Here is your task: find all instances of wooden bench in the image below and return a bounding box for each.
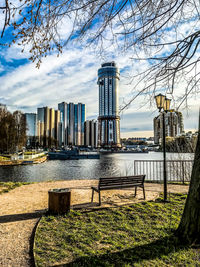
[91,175,146,206]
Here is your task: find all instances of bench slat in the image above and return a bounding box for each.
[100,184,143,190]
[100,176,144,180]
[99,181,143,187]
[91,175,146,205]
[100,180,144,183]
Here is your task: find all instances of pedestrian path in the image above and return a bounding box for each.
[0,181,189,266]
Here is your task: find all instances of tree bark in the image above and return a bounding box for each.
[177,112,200,244]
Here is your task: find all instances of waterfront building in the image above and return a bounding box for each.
[37,120,44,146]
[37,107,61,147]
[37,107,45,146]
[55,110,61,146]
[25,113,37,146]
[37,107,50,147]
[154,110,184,144]
[97,62,121,148]
[84,120,98,147]
[58,102,67,145]
[44,107,50,147]
[49,108,55,146]
[58,102,86,146]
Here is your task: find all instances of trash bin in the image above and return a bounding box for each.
[48,188,71,214]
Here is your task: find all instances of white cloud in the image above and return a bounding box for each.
[0,8,199,136]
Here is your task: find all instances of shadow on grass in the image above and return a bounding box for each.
[52,234,189,267]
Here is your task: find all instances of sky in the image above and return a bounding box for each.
[0,3,199,138]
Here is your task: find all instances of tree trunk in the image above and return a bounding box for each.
[177,113,200,244]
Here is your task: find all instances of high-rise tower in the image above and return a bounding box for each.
[154,110,184,144]
[98,62,121,148]
[58,102,86,146]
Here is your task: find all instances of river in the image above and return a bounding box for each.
[0,152,194,182]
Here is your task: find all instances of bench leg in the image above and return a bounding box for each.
[134,186,137,197]
[91,189,94,203]
[99,191,101,206]
[143,186,146,199]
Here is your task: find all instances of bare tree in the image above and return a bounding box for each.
[1,0,200,244]
[0,109,27,153]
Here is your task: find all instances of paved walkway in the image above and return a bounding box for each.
[0,181,189,267]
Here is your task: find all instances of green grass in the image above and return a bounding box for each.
[34,193,200,266]
[0,182,31,194]
[0,155,9,161]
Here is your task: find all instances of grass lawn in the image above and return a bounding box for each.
[34,193,200,267]
[0,182,31,194]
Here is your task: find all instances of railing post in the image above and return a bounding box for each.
[133,160,193,183]
[134,160,136,175]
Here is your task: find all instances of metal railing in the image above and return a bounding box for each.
[134,160,194,183]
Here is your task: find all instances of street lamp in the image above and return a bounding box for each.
[155,94,171,202]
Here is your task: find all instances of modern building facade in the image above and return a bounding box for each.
[154,110,184,144]
[55,110,61,145]
[37,107,61,147]
[58,102,86,146]
[97,62,121,148]
[84,120,98,147]
[25,113,37,146]
[37,107,45,146]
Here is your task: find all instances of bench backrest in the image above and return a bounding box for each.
[99,175,145,190]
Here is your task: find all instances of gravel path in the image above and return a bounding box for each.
[0,181,189,267]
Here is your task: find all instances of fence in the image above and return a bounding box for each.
[134,160,194,183]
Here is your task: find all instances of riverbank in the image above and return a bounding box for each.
[0,180,189,266]
[0,155,47,166]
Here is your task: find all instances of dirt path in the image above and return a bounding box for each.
[0,181,189,267]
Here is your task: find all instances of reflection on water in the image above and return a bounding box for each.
[0,152,194,182]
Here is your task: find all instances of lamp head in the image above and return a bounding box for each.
[155,94,165,111]
[163,97,171,112]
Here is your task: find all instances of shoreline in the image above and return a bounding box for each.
[0,155,47,166]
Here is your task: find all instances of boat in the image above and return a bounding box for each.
[48,149,100,160]
[99,148,149,153]
[112,149,149,153]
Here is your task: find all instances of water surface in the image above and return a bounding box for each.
[0,152,194,182]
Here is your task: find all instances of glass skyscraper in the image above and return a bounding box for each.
[25,113,37,137]
[25,113,37,146]
[58,102,86,146]
[98,62,121,148]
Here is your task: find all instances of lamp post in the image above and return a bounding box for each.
[155,94,171,202]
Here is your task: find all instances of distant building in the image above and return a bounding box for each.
[0,103,7,111]
[154,110,184,144]
[55,110,61,146]
[84,120,98,147]
[49,108,55,145]
[57,102,67,145]
[37,107,45,146]
[37,107,61,147]
[97,62,121,148]
[58,102,86,146]
[25,113,37,146]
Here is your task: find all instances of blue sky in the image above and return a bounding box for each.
[0,6,199,137]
